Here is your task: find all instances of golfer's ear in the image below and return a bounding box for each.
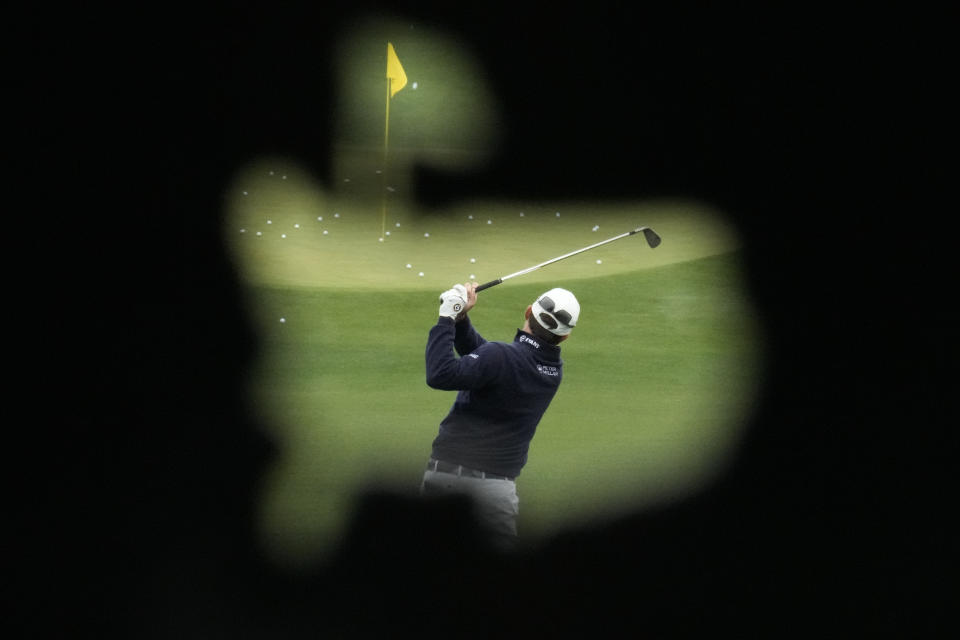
[558,334,569,343]
[524,306,532,320]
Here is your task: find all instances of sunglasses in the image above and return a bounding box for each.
[538,296,575,327]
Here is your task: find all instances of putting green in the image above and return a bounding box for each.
[223,155,761,567]
[224,156,741,292]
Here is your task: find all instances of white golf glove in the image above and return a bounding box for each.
[438,284,468,320]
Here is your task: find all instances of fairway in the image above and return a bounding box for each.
[223,157,761,566]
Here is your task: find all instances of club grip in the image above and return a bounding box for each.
[474,278,502,292]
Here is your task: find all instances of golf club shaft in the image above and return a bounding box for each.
[475,226,660,292]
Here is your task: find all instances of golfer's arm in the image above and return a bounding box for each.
[453,315,486,356]
[425,318,490,390]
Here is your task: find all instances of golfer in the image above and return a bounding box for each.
[421,281,580,547]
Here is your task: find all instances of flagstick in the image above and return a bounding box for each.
[384,76,392,158]
[380,80,390,240]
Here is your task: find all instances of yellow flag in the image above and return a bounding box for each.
[386,42,407,97]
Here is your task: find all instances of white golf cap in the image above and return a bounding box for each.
[531,287,580,336]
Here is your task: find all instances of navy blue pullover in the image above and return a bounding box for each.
[425,315,563,478]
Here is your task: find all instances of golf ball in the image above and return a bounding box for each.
[323,230,328,235]
[242,191,248,196]
[418,272,424,277]
[470,258,476,263]
[281,234,286,238]
[412,81,418,89]
[279,317,286,323]
[256,231,262,236]
[424,233,430,238]
[334,213,340,218]
[556,212,561,217]
[596,259,602,264]
[267,220,272,224]
[406,264,412,269]
[385,231,391,236]
[294,223,300,229]
[317,216,323,221]
[487,219,492,224]
[592,225,599,231]
[395,222,401,227]
[378,237,384,242]
[519,212,524,217]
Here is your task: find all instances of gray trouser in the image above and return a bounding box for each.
[420,463,520,542]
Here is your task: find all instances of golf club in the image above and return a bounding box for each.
[474,226,661,292]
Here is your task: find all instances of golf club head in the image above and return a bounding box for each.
[640,227,661,248]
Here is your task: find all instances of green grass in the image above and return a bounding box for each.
[233,233,760,565]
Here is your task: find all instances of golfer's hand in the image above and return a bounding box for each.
[462,282,479,315]
[438,284,468,320]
